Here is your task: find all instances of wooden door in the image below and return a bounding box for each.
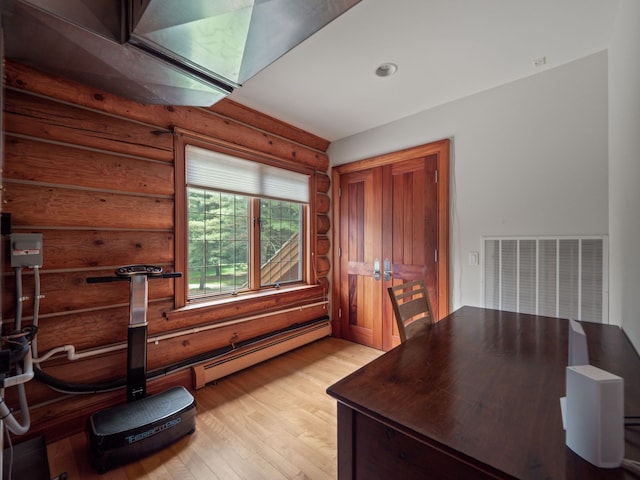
[333,140,449,351]
[382,156,439,349]
[338,168,384,348]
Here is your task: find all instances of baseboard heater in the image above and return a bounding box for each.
[192,319,331,389]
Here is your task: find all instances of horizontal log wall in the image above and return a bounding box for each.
[2,61,332,442]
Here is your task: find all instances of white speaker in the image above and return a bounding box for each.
[565,365,624,468]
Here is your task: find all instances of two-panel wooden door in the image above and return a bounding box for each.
[333,140,449,351]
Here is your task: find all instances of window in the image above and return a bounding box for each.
[184,144,309,301]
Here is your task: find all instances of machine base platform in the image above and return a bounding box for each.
[87,386,196,473]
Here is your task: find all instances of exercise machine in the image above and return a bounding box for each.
[86,265,196,473]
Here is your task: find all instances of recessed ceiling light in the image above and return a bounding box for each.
[375,63,398,77]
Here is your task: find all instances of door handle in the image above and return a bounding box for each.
[373,258,381,281]
[383,258,392,281]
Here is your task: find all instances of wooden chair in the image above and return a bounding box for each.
[387,280,434,342]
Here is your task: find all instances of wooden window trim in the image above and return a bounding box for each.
[173,128,317,309]
[165,283,326,323]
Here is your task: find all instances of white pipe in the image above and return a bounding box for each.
[33,300,329,364]
[0,391,30,435]
[33,343,126,363]
[0,350,33,435]
[14,267,23,330]
[31,266,41,356]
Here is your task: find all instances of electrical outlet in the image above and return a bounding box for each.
[533,56,547,67]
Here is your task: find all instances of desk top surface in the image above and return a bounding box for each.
[327,307,640,479]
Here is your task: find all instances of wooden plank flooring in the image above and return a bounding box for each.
[45,338,382,479]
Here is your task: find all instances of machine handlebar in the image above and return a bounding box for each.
[87,265,182,283]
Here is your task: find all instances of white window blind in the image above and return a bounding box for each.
[483,236,608,322]
[186,145,309,203]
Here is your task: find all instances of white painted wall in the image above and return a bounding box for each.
[609,0,640,350]
[329,52,609,313]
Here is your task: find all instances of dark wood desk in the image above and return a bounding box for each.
[327,307,640,479]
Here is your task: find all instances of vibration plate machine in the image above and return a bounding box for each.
[86,265,196,474]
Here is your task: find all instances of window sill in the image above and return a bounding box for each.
[165,284,327,323]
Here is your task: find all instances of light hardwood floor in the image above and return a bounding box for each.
[46,338,381,479]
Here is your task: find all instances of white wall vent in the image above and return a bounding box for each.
[483,236,608,322]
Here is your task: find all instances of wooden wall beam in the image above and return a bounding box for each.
[5,136,175,195]
[4,61,329,168]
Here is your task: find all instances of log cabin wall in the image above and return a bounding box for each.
[1,61,332,441]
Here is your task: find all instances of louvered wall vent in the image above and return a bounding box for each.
[483,236,608,322]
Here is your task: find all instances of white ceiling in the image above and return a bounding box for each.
[229,0,621,143]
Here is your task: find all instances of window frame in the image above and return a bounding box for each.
[174,130,317,308]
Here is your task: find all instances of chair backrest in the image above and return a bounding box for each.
[387,280,434,342]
